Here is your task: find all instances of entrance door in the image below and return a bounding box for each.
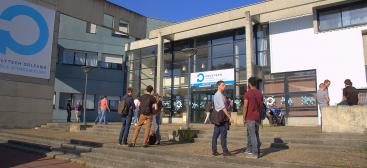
[190,86,234,123]
[191,88,214,123]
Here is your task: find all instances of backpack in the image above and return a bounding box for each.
[118,99,128,115]
[251,91,266,121]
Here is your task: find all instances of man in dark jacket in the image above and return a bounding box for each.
[118,88,135,145]
[342,79,359,105]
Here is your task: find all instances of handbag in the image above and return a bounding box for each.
[210,109,226,126]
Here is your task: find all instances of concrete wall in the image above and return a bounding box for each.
[0,1,58,128]
[269,15,367,106]
[322,106,367,134]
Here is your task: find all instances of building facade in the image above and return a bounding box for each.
[126,0,367,126]
[0,0,171,128]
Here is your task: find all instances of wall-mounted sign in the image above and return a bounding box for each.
[190,68,234,87]
[0,0,55,79]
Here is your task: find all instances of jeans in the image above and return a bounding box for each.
[133,109,139,125]
[211,122,229,153]
[95,109,101,123]
[119,115,132,144]
[67,111,71,122]
[246,120,261,156]
[98,109,107,124]
[152,113,161,143]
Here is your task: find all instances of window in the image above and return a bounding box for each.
[58,93,95,110]
[86,95,95,110]
[99,53,123,70]
[103,14,114,28]
[62,50,74,64]
[112,19,129,38]
[318,2,367,31]
[86,22,96,34]
[107,96,120,112]
[61,49,98,67]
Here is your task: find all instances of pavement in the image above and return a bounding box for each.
[0,144,85,168]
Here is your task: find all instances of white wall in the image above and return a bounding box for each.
[270,15,367,106]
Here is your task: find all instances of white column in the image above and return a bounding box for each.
[245,11,255,78]
[156,33,164,96]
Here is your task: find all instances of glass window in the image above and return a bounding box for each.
[103,14,114,28]
[86,94,95,110]
[59,93,72,109]
[141,57,156,69]
[62,50,74,64]
[108,96,120,112]
[141,78,155,90]
[72,94,83,107]
[140,68,155,79]
[212,35,233,45]
[342,6,367,26]
[74,52,86,65]
[141,46,157,58]
[86,22,96,34]
[257,51,268,67]
[212,43,234,58]
[119,19,129,34]
[86,52,98,67]
[212,56,233,70]
[319,9,342,31]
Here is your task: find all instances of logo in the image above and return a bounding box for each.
[0,5,49,56]
[197,73,204,82]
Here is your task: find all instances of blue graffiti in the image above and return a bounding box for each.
[301,96,316,105]
[0,5,49,55]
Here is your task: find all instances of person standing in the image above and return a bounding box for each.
[133,98,140,126]
[243,77,263,159]
[94,97,102,124]
[212,80,234,156]
[342,79,359,105]
[118,88,135,145]
[323,79,331,106]
[98,96,110,125]
[203,99,213,124]
[74,101,82,123]
[129,85,157,148]
[66,101,72,123]
[152,93,163,145]
[317,83,329,110]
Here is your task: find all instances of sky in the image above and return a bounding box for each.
[107,0,265,23]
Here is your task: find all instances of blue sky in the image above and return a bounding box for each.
[108,0,264,23]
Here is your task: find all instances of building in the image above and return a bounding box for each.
[0,0,171,128]
[125,0,367,126]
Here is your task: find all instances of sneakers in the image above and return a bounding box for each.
[246,153,259,159]
[212,151,220,156]
[128,143,135,147]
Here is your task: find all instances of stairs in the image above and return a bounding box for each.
[0,124,365,168]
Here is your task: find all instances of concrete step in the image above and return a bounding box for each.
[0,133,65,148]
[84,148,250,168]
[194,137,367,151]
[95,144,320,168]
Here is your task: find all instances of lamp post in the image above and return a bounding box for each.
[81,66,94,125]
[179,48,197,129]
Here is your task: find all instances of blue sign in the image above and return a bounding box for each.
[0,5,49,56]
[197,73,204,82]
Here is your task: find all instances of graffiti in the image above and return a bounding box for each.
[280,97,294,106]
[301,96,316,105]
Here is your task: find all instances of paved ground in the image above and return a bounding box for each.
[0,145,85,168]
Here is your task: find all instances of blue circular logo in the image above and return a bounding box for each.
[0,5,49,56]
[197,73,204,82]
